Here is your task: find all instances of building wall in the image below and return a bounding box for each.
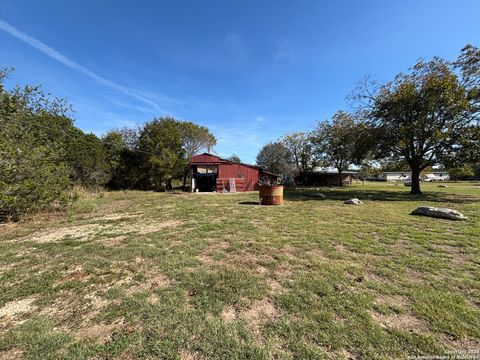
[190,154,262,192]
[384,173,411,182]
[423,173,450,181]
[217,163,259,191]
[382,172,450,181]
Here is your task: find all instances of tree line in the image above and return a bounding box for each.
[0,68,215,220]
[256,45,480,194]
[1,45,479,219]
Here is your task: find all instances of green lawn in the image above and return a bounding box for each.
[0,182,479,359]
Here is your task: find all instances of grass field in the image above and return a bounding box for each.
[0,182,479,359]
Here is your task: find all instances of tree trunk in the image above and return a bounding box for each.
[182,167,188,190]
[410,167,422,195]
[338,170,343,187]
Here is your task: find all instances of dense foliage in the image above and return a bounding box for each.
[1,69,78,220]
[0,70,216,220]
[105,118,216,191]
[311,111,368,186]
[256,142,294,177]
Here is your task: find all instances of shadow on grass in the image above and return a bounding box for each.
[238,201,261,206]
[285,188,477,204]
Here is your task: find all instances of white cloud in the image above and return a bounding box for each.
[0,18,164,112]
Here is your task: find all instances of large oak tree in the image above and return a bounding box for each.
[355,45,480,194]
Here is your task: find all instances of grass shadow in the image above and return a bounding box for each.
[238,201,261,206]
[285,188,477,204]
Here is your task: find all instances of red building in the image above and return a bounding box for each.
[190,153,278,192]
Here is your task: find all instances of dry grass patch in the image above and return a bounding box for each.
[0,348,23,360]
[0,296,38,319]
[102,235,127,247]
[374,294,409,308]
[97,199,133,212]
[39,289,111,330]
[135,220,182,235]
[241,298,281,334]
[89,213,143,222]
[369,310,429,333]
[441,335,480,351]
[26,224,105,243]
[179,349,202,360]
[266,278,284,294]
[125,273,171,295]
[196,254,218,266]
[74,322,117,342]
[220,305,236,324]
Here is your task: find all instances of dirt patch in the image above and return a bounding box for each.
[441,334,480,351]
[75,323,116,342]
[266,278,284,293]
[27,224,104,243]
[196,254,218,266]
[255,265,269,275]
[54,266,90,286]
[374,294,409,308]
[147,294,160,304]
[0,296,37,318]
[125,273,171,295]
[195,240,232,266]
[25,219,181,244]
[241,299,280,333]
[221,305,236,324]
[90,213,143,222]
[0,348,23,360]
[280,245,298,258]
[179,349,202,360]
[40,290,111,326]
[103,235,127,247]
[369,311,428,333]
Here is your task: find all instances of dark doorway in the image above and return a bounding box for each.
[194,173,217,192]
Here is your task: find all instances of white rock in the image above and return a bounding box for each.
[344,198,363,205]
[411,206,466,221]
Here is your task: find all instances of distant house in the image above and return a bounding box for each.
[380,171,450,182]
[423,171,450,181]
[190,153,278,192]
[381,172,411,182]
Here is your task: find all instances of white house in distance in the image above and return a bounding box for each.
[423,171,450,181]
[380,171,450,182]
[381,172,411,182]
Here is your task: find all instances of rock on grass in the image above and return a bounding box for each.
[344,198,363,205]
[411,206,466,221]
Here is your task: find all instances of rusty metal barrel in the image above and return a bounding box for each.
[259,185,284,205]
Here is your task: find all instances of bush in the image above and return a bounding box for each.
[0,114,74,220]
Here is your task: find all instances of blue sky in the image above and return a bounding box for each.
[1,1,479,163]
